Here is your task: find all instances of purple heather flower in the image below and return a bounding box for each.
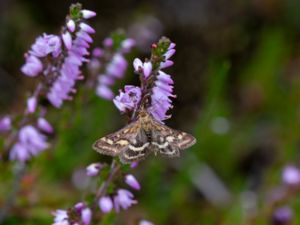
[99,196,113,213]
[67,19,76,32]
[282,165,300,186]
[160,60,174,69]
[106,54,127,78]
[0,116,11,132]
[9,143,30,162]
[125,174,141,190]
[121,38,135,53]
[47,24,93,108]
[148,70,175,121]
[79,23,95,34]
[133,58,152,78]
[114,189,137,212]
[272,206,293,225]
[81,9,97,19]
[21,55,43,77]
[139,220,155,225]
[92,48,104,57]
[26,96,37,113]
[103,37,113,47]
[96,85,114,100]
[164,48,175,60]
[92,38,134,101]
[10,125,48,161]
[37,117,53,133]
[30,34,61,58]
[86,163,101,176]
[81,208,92,225]
[52,209,69,225]
[74,202,92,225]
[62,32,72,50]
[113,85,141,112]
[130,161,139,168]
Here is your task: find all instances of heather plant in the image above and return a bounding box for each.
[1,2,300,225]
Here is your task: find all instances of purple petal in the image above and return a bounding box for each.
[79,23,95,34]
[26,96,37,113]
[99,196,113,213]
[143,62,152,78]
[62,32,72,50]
[92,48,103,57]
[114,189,137,212]
[9,143,30,162]
[125,174,141,190]
[21,55,43,77]
[272,206,293,225]
[37,117,54,133]
[133,58,143,72]
[164,49,175,60]
[282,165,300,186]
[168,42,176,50]
[67,19,76,32]
[103,38,113,47]
[0,116,11,132]
[160,60,174,69]
[96,85,114,100]
[121,38,135,53]
[81,9,97,19]
[86,163,101,176]
[81,207,92,225]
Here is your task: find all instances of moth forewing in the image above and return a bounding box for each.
[92,120,139,156]
[175,131,197,150]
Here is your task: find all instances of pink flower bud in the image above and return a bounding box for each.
[143,61,152,78]
[99,196,113,213]
[103,38,113,47]
[81,207,92,225]
[79,23,95,34]
[81,10,97,19]
[133,58,143,72]
[282,165,300,186]
[0,116,11,132]
[62,32,72,50]
[125,174,141,190]
[27,96,37,113]
[86,163,102,176]
[37,117,53,133]
[67,19,76,32]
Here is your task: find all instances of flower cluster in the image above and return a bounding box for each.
[0,116,11,132]
[21,34,61,77]
[9,125,49,161]
[47,27,95,107]
[113,37,176,122]
[21,4,96,108]
[88,36,135,100]
[7,4,96,162]
[53,202,92,225]
[85,162,140,214]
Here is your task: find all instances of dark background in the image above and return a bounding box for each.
[1,0,300,224]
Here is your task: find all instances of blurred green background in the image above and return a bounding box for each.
[1,0,300,224]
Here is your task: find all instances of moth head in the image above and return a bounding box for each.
[137,106,150,119]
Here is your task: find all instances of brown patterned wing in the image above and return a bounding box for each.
[92,120,140,157]
[150,119,196,157]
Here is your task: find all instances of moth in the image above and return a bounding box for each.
[92,109,196,163]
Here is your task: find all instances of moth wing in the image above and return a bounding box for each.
[120,128,151,164]
[151,119,196,157]
[92,120,139,157]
